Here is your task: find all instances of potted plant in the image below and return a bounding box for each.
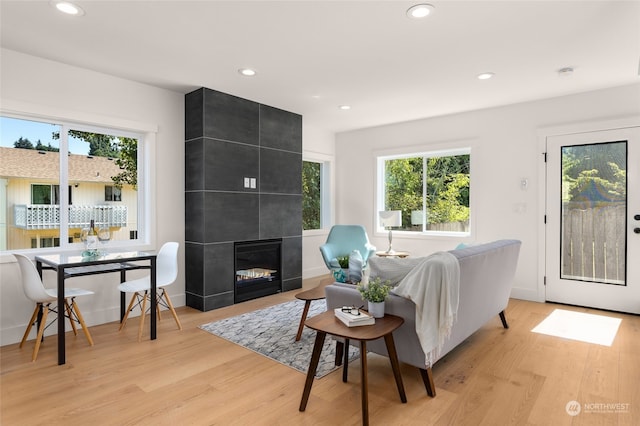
[357,276,392,318]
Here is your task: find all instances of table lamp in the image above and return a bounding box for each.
[379,210,402,254]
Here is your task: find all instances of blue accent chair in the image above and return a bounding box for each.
[319,225,377,271]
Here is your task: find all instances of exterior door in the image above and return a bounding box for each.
[545,127,640,314]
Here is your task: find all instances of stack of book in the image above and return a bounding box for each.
[334,307,375,327]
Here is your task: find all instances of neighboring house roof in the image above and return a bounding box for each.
[0,147,122,183]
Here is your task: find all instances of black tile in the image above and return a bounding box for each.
[185,88,204,141]
[185,191,205,243]
[185,139,204,191]
[259,194,302,239]
[259,105,302,152]
[204,243,235,296]
[203,88,259,145]
[185,243,204,296]
[204,293,234,311]
[204,192,259,242]
[281,236,302,280]
[282,277,302,292]
[204,140,259,191]
[260,149,301,195]
[186,293,204,311]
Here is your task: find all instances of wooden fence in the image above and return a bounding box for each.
[561,204,625,284]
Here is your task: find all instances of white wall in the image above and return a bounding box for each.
[302,122,335,279]
[335,83,640,302]
[0,49,185,345]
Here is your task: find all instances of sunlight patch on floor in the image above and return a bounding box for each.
[531,308,622,346]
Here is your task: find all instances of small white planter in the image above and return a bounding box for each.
[367,301,385,318]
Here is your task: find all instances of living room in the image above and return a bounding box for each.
[1,1,639,424]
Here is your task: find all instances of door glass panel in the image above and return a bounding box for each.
[561,141,626,285]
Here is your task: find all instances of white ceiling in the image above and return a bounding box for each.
[1,0,639,134]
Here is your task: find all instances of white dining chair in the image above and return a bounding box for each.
[15,253,94,362]
[118,242,182,341]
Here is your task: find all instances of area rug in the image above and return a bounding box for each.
[531,308,622,346]
[199,299,359,378]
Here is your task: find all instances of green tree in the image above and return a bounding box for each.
[13,137,34,149]
[385,158,423,227]
[562,142,626,207]
[384,154,470,228]
[111,137,138,189]
[34,140,60,152]
[302,161,320,230]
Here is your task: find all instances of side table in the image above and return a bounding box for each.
[299,311,406,426]
[294,278,333,341]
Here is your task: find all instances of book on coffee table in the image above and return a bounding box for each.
[334,308,375,327]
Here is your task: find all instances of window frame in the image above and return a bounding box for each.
[302,152,334,235]
[1,108,157,254]
[375,145,474,239]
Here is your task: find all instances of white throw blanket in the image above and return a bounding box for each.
[392,251,460,367]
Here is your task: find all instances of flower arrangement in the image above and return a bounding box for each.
[357,277,392,303]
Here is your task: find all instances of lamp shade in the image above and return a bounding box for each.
[379,210,402,228]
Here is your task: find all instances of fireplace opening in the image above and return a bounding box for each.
[234,239,282,303]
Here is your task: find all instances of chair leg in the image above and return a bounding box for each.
[161,289,182,330]
[65,299,78,336]
[137,291,148,342]
[20,304,40,348]
[119,293,138,331]
[32,304,50,362]
[70,298,94,346]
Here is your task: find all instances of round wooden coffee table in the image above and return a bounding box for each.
[299,311,406,426]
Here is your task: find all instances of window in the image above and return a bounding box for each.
[377,148,471,235]
[31,184,72,205]
[1,115,147,251]
[302,157,331,231]
[105,185,122,202]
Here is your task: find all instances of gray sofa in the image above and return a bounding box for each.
[325,239,521,397]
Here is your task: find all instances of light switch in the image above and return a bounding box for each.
[244,177,250,188]
[250,178,256,189]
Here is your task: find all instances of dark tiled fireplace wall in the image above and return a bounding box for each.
[184,87,303,311]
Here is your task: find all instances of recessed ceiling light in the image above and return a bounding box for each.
[406,4,435,19]
[238,68,257,77]
[477,72,495,80]
[339,105,351,110]
[51,1,85,16]
[557,67,574,77]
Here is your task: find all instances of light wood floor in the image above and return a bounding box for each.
[2,275,639,425]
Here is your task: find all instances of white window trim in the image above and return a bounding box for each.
[303,151,334,235]
[1,102,157,254]
[374,142,475,240]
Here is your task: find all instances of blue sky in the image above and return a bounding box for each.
[1,116,91,155]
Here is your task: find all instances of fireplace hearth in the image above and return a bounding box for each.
[235,239,282,303]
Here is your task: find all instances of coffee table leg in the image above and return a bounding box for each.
[295,301,311,341]
[384,333,407,403]
[299,331,326,411]
[360,340,369,426]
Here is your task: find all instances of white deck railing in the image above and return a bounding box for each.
[14,205,128,229]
